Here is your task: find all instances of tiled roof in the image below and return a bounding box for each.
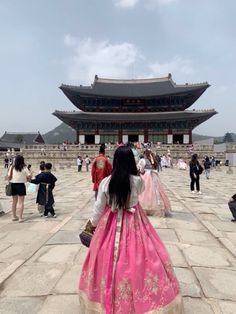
[53,109,217,122]
[60,74,209,98]
[0,132,45,144]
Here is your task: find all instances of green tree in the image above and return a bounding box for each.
[223,132,234,143]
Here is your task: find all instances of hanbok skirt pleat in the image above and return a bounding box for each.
[139,171,171,217]
[78,204,184,314]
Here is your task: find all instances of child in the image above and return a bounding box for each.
[31,163,57,218]
[37,163,46,214]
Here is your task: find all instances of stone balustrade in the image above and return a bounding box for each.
[0,143,228,167]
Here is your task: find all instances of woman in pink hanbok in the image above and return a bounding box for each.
[78,146,184,314]
[138,150,172,217]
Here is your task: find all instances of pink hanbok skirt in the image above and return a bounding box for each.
[139,170,171,217]
[78,204,184,314]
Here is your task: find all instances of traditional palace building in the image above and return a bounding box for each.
[54,74,217,145]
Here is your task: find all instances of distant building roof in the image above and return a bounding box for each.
[0,132,45,145]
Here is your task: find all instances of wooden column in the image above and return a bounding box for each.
[118,129,123,144]
[144,128,148,142]
[189,128,192,144]
[76,130,80,143]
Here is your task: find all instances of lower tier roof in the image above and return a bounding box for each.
[53,109,217,130]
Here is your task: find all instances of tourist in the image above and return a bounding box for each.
[8,155,31,222]
[4,156,9,169]
[91,144,112,199]
[189,154,203,194]
[30,162,57,218]
[137,149,172,217]
[228,194,236,222]
[84,155,91,172]
[78,146,183,313]
[0,201,5,216]
[77,155,82,172]
[204,156,211,179]
[177,159,187,170]
[210,156,216,168]
[161,154,168,168]
[155,153,162,172]
[9,158,13,167]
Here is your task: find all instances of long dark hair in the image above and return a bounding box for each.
[190,154,199,165]
[108,145,138,209]
[145,149,157,168]
[14,155,25,171]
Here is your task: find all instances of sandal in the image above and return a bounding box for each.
[12,217,19,221]
[18,219,24,223]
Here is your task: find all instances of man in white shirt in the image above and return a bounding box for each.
[84,155,91,172]
[77,156,82,172]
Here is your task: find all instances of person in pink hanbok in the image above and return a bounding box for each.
[78,145,184,314]
[138,150,172,217]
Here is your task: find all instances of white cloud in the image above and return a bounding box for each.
[115,0,139,8]
[147,56,194,78]
[64,37,142,84]
[152,0,177,4]
[64,35,194,84]
[114,0,177,9]
[64,34,77,47]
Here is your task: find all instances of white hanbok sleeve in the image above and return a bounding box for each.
[137,158,145,173]
[90,179,108,226]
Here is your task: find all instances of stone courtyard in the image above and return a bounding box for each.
[0,165,236,314]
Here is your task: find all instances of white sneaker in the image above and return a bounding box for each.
[191,191,196,194]
[198,191,202,194]
[53,214,57,218]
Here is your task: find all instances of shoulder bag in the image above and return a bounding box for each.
[5,166,14,196]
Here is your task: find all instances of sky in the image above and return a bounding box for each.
[0,0,235,136]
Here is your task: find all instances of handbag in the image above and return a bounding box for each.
[198,164,203,175]
[79,230,93,248]
[5,183,12,196]
[5,166,14,196]
[79,220,96,248]
[27,183,36,193]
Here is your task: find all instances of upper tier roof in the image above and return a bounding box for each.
[60,74,210,99]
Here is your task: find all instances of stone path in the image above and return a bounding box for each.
[0,165,236,313]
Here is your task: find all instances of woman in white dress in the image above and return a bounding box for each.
[138,150,172,217]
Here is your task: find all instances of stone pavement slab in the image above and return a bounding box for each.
[182,245,233,267]
[53,264,82,294]
[218,301,236,314]
[1,264,66,297]
[38,295,80,314]
[183,297,215,314]
[193,267,236,301]
[174,267,201,297]
[26,244,79,265]
[165,244,188,267]
[0,297,45,314]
